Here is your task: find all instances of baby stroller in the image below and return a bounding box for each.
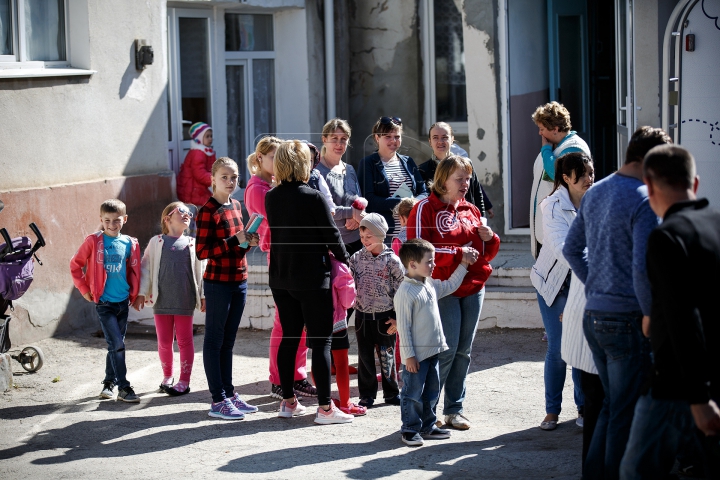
[0,199,47,373]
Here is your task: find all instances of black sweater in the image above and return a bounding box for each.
[646,199,720,404]
[265,181,349,291]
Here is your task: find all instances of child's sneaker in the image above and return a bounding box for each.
[230,393,258,413]
[99,381,115,399]
[337,402,367,416]
[278,397,306,418]
[314,401,354,425]
[401,432,424,446]
[270,384,284,400]
[420,427,452,440]
[293,379,317,397]
[208,399,245,420]
[117,386,140,403]
[358,397,374,408]
[385,395,401,405]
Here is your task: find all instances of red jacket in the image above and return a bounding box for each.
[69,232,141,303]
[177,149,216,206]
[407,192,500,297]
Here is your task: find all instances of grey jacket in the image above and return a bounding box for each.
[349,246,404,314]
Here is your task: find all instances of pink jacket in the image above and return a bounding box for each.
[330,253,355,333]
[243,175,272,252]
[70,232,141,303]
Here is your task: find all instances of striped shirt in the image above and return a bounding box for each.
[383,157,412,236]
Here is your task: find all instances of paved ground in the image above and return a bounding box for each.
[0,328,584,479]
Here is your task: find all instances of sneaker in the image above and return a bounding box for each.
[445,413,471,430]
[117,386,140,403]
[208,399,245,420]
[337,402,367,416]
[576,414,584,428]
[401,432,424,446]
[278,397,306,418]
[358,397,374,408]
[270,384,284,400]
[293,379,317,397]
[230,393,258,414]
[314,401,354,425]
[384,395,401,406]
[99,381,115,399]
[421,427,452,440]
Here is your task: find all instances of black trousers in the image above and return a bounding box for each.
[271,287,333,405]
[354,310,399,400]
[581,370,605,469]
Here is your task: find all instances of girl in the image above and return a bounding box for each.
[133,202,205,396]
[391,197,419,256]
[196,157,260,420]
[244,136,318,401]
[177,122,216,236]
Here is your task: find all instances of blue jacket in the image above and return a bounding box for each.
[358,152,427,234]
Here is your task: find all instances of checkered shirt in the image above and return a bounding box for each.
[195,197,249,283]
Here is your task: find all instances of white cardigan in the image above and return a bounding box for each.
[139,234,206,310]
[561,272,597,374]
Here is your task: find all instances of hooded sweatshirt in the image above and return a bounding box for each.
[348,245,404,314]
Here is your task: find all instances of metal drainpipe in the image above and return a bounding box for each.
[324,0,336,120]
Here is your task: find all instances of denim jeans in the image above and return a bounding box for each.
[620,391,705,480]
[203,280,247,403]
[96,299,130,390]
[437,288,484,415]
[536,288,584,414]
[582,309,651,480]
[401,354,440,434]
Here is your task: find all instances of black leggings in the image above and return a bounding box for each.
[581,370,605,469]
[271,287,333,405]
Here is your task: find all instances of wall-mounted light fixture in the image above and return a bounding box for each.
[135,39,154,70]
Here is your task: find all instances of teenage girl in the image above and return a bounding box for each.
[196,157,260,420]
[133,202,205,395]
[244,136,317,400]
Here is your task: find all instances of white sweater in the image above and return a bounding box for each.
[393,265,467,364]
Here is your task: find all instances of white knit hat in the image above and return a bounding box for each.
[360,213,388,240]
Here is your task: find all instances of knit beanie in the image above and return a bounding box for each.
[190,122,212,144]
[360,213,388,240]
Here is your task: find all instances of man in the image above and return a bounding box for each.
[619,145,720,479]
[563,126,672,480]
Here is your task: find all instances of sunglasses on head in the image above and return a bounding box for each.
[380,116,402,127]
[168,206,193,218]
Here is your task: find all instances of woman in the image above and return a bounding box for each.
[407,155,500,430]
[265,140,354,424]
[419,121,494,218]
[530,152,594,431]
[358,116,427,244]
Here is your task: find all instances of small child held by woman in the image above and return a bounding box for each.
[133,202,206,396]
[391,197,419,256]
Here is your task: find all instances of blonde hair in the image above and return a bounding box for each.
[531,101,572,132]
[321,118,352,157]
[392,197,419,219]
[246,136,282,175]
[430,155,473,197]
[274,140,312,184]
[100,199,126,216]
[160,201,185,235]
[211,157,239,193]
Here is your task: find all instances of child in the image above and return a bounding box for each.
[177,122,216,236]
[349,213,405,408]
[394,238,472,446]
[244,136,318,400]
[132,202,206,396]
[391,197,419,256]
[70,199,141,402]
[196,157,260,420]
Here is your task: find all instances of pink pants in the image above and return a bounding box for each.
[155,314,194,383]
[267,253,308,385]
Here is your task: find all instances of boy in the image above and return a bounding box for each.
[394,238,471,446]
[349,213,405,408]
[70,199,141,402]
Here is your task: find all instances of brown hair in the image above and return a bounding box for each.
[211,157,239,193]
[371,117,403,143]
[321,118,352,157]
[531,101,572,132]
[392,197,419,219]
[428,121,454,138]
[100,199,126,216]
[643,144,695,190]
[625,126,672,165]
[247,136,282,175]
[274,140,312,184]
[160,201,185,235]
[430,155,473,197]
[552,152,594,194]
[399,238,435,269]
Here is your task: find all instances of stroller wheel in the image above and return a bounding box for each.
[19,346,44,372]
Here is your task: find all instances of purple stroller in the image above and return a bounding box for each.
[0,199,47,373]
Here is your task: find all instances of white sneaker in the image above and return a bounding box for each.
[576,415,584,427]
[314,400,354,425]
[445,413,471,430]
[278,397,306,418]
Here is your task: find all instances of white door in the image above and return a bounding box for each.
[615,0,635,166]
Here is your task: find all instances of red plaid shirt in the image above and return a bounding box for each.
[195,197,249,283]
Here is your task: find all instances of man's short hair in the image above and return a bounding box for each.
[399,238,435,269]
[100,199,126,216]
[643,145,696,191]
[625,126,672,164]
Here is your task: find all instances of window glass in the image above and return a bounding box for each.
[225,13,273,51]
[179,17,211,140]
[226,65,247,186]
[23,0,66,61]
[434,0,467,122]
[253,59,275,138]
[0,0,12,55]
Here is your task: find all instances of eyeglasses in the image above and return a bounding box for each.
[168,206,193,218]
[380,116,402,127]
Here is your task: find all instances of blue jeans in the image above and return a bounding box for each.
[620,391,704,480]
[583,309,651,480]
[401,354,440,434]
[536,288,584,414]
[96,299,130,390]
[203,280,247,403]
[437,288,484,415]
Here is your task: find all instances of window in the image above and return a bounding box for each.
[0,0,68,66]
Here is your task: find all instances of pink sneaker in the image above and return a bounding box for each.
[278,397,306,418]
[315,400,354,424]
